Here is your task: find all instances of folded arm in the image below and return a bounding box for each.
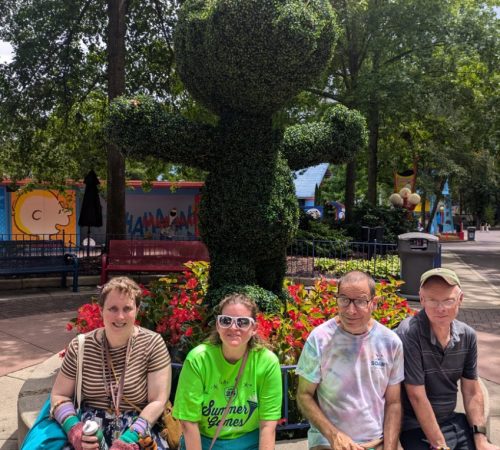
[281,104,366,170]
[108,95,217,170]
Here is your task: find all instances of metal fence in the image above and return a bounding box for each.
[286,239,399,279]
[0,234,400,278]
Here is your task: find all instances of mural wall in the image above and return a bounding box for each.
[0,181,203,244]
[10,189,77,244]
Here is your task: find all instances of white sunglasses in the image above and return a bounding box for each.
[217,315,255,330]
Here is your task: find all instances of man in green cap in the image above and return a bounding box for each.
[396,268,498,450]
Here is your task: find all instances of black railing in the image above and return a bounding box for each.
[0,234,400,279]
[286,239,399,278]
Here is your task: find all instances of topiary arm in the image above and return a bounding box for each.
[107,95,217,170]
[281,104,367,170]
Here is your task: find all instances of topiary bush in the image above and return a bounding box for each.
[108,0,367,307]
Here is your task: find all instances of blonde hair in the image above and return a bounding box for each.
[208,294,268,350]
[99,276,143,308]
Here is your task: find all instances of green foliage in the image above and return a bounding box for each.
[109,0,367,307]
[338,201,416,243]
[174,0,338,116]
[294,219,352,257]
[314,255,400,279]
[205,284,281,314]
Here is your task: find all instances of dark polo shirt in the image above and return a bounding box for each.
[396,309,477,431]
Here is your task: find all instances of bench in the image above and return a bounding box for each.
[0,240,79,291]
[100,239,210,284]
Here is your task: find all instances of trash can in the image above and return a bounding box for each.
[467,227,476,241]
[398,232,441,300]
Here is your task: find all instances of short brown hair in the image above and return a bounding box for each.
[208,293,268,349]
[99,276,143,308]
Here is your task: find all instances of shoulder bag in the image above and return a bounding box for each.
[20,333,85,450]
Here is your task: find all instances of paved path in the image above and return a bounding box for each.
[1,231,499,449]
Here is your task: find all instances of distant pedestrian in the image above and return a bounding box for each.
[396,268,499,450]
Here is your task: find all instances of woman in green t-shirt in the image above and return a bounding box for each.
[173,294,283,450]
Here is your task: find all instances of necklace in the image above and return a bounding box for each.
[101,329,135,439]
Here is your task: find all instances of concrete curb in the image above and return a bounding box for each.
[17,353,60,447]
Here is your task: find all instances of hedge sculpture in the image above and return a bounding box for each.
[109,0,367,309]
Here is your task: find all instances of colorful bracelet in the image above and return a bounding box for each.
[49,399,73,419]
[53,402,77,425]
[120,428,140,444]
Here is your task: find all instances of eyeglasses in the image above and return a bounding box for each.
[424,298,458,308]
[217,315,255,330]
[336,295,372,309]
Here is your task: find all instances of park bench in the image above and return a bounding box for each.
[0,239,79,292]
[100,239,210,284]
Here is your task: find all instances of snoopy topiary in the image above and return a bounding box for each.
[108,0,367,310]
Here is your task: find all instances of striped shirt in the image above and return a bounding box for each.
[396,310,477,431]
[61,327,170,411]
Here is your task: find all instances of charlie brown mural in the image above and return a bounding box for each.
[11,190,76,239]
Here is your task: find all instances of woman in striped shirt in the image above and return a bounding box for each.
[51,276,172,450]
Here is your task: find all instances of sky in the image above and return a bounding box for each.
[0,41,13,64]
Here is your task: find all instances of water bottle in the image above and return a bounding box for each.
[83,420,108,450]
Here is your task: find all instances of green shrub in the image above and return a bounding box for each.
[314,255,400,279]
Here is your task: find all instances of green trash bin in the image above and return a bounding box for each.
[398,232,441,300]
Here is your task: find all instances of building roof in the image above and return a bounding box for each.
[293,163,329,198]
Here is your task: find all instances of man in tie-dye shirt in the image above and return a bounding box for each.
[297,271,404,450]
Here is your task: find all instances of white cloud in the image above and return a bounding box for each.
[0,41,13,64]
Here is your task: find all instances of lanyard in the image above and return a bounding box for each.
[102,331,133,419]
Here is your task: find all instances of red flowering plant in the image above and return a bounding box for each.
[258,276,415,365]
[139,261,211,361]
[67,261,414,365]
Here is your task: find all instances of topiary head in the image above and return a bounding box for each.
[174,0,338,116]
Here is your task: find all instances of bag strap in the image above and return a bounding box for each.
[75,333,85,411]
[208,350,249,450]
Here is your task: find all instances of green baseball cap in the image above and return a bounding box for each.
[420,267,461,288]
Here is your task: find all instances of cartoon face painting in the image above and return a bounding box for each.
[13,190,72,237]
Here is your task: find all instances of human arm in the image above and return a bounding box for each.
[259,420,278,450]
[108,95,217,170]
[296,376,363,450]
[382,383,402,450]
[51,371,98,450]
[404,384,447,448]
[181,420,203,450]
[461,378,499,450]
[281,104,366,170]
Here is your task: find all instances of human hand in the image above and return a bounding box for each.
[330,431,364,450]
[476,441,500,450]
[109,440,140,450]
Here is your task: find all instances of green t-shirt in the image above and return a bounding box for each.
[173,343,282,440]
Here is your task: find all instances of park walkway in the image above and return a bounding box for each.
[0,230,499,449]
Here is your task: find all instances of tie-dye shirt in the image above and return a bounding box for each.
[296,318,404,446]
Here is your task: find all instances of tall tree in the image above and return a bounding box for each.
[0,0,181,237]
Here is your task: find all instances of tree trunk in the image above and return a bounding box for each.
[367,101,380,205]
[106,0,127,241]
[344,159,357,223]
